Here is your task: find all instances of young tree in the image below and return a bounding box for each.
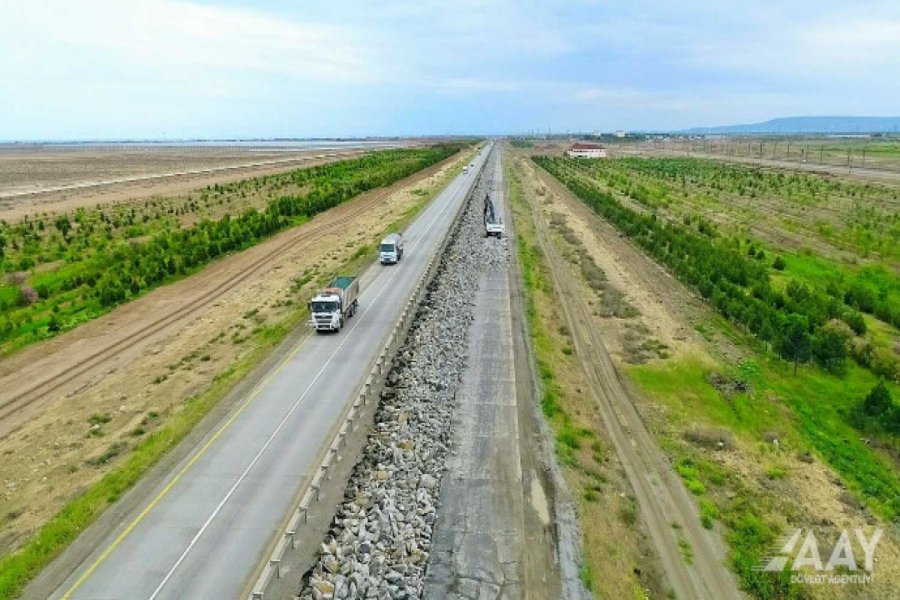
[812,328,848,375]
[54,215,72,239]
[777,315,812,374]
[861,380,892,417]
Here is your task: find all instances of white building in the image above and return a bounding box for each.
[614,130,627,138]
[566,142,608,159]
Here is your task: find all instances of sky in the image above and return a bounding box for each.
[1,0,899,140]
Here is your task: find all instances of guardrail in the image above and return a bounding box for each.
[246,146,492,600]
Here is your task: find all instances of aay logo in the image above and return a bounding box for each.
[759,528,883,585]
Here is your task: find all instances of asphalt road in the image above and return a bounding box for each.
[51,144,492,600]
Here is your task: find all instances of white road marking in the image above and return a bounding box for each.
[145,150,485,600]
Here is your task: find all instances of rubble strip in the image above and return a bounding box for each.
[299,153,506,600]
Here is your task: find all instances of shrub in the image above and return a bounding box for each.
[861,381,892,417]
[843,310,867,335]
[776,315,811,373]
[772,256,786,270]
[18,286,39,306]
[812,328,848,375]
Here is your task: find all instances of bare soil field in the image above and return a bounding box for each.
[511,147,900,599]
[0,143,407,221]
[0,148,471,559]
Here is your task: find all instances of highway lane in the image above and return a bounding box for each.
[51,143,492,600]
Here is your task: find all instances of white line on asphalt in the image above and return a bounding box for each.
[145,150,484,600]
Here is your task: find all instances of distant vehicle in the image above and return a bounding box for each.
[309,276,359,332]
[380,233,404,264]
[483,193,505,238]
[463,166,469,174]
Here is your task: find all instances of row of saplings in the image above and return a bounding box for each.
[0,146,460,345]
[563,157,900,330]
[536,156,897,437]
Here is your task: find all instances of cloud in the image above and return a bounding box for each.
[4,0,379,84]
[674,6,900,82]
[0,0,897,138]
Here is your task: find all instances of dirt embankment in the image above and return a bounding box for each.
[0,149,470,558]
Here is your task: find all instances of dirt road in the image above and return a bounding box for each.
[522,159,742,599]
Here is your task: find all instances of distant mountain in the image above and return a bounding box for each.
[680,116,900,135]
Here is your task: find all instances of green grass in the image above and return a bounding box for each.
[677,537,694,565]
[629,356,792,444]
[630,352,900,521]
[511,171,592,469]
[579,561,597,592]
[628,351,898,597]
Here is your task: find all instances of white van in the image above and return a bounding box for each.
[380,233,404,264]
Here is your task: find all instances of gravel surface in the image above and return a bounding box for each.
[298,160,506,600]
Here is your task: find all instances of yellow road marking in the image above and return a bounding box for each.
[61,332,311,599]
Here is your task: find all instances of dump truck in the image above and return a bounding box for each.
[308,276,359,332]
[379,233,404,265]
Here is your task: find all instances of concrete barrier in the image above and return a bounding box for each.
[248,147,491,600]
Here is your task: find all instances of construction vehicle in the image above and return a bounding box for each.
[308,276,359,332]
[483,193,505,237]
[379,233,404,264]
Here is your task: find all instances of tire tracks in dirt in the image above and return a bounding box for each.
[521,158,742,599]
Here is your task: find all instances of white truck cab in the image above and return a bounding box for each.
[380,233,404,265]
[309,276,359,332]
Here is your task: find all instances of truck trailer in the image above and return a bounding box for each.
[308,276,360,332]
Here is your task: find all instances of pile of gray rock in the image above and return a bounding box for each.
[299,169,505,600]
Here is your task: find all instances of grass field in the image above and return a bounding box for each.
[544,156,899,380]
